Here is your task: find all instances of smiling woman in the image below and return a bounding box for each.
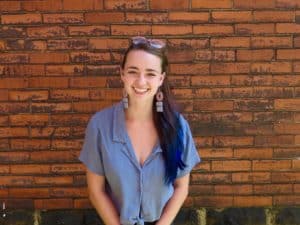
[79,36,201,225]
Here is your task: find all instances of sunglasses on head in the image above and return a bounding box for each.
[131,36,166,49]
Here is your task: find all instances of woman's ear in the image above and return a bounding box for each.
[160,72,166,85]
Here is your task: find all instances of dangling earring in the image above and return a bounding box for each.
[123,89,128,109]
[156,89,163,112]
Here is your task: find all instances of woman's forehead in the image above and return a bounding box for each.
[124,50,162,71]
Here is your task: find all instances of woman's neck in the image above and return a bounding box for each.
[125,100,153,122]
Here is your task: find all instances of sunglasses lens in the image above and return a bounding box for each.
[131,36,165,49]
[149,39,165,49]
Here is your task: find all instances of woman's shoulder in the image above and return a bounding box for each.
[88,101,121,126]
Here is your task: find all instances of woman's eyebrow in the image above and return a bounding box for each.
[146,68,159,73]
[127,66,139,70]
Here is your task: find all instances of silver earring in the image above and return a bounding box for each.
[123,89,128,109]
[156,89,163,112]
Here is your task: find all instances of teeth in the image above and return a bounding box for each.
[133,87,148,93]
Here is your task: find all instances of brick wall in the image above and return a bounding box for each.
[0,0,299,212]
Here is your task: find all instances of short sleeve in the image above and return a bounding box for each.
[176,115,201,178]
[78,116,105,175]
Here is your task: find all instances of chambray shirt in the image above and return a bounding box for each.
[79,101,200,225]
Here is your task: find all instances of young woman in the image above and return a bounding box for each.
[79,36,200,225]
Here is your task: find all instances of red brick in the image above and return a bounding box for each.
[236,23,275,34]
[44,13,83,23]
[85,12,125,23]
[51,163,85,174]
[0,53,28,64]
[46,65,84,76]
[32,103,72,113]
[69,25,110,36]
[194,24,233,35]
[272,172,300,182]
[275,99,300,110]
[192,0,232,8]
[0,1,21,11]
[255,135,294,147]
[254,10,294,22]
[191,75,230,86]
[22,0,63,11]
[0,78,27,89]
[212,11,252,22]
[278,49,300,60]
[168,49,195,63]
[214,136,254,147]
[0,103,29,113]
[52,139,82,150]
[212,63,250,74]
[50,187,87,197]
[276,0,300,8]
[274,196,300,206]
[35,198,73,209]
[27,26,67,38]
[211,112,252,123]
[274,148,300,158]
[0,90,8,101]
[0,139,9,150]
[293,160,300,169]
[253,160,292,171]
[50,114,89,126]
[126,12,167,23]
[9,114,49,126]
[151,0,189,9]
[9,188,49,198]
[234,196,272,207]
[30,150,79,162]
[31,127,71,138]
[277,23,300,33]
[104,0,146,9]
[234,148,273,159]
[2,14,41,24]
[90,89,122,100]
[254,184,293,194]
[168,39,209,49]
[237,49,274,61]
[212,160,251,171]
[111,25,151,35]
[0,152,30,163]
[9,90,48,101]
[69,77,107,88]
[30,52,69,64]
[0,188,8,197]
[35,176,73,185]
[168,12,208,22]
[275,123,300,134]
[251,62,292,74]
[0,116,8,126]
[89,38,128,50]
[29,77,69,88]
[0,176,34,186]
[170,64,209,75]
[194,100,233,111]
[63,0,102,10]
[74,199,92,208]
[73,101,112,113]
[0,40,5,50]
[152,25,192,35]
[1,65,45,77]
[294,62,300,72]
[234,0,275,8]
[251,36,292,48]
[191,173,231,183]
[10,165,50,174]
[25,40,47,50]
[215,185,253,195]
[195,196,233,207]
[0,128,28,138]
[50,89,89,100]
[70,52,111,64]
[11,139,50,150]
[211,37,250,48]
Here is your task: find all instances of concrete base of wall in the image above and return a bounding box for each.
[0,207,299,225]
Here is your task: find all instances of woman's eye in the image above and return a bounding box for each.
[147,73,156,76]
[128,71,137,74]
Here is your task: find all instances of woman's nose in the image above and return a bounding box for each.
[135,74,147,85]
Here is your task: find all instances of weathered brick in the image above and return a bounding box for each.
[104,0,146,9]
[251,36,292,48]
[51,163,85,174]
[0,26,25,38]
[126,12,167,23]
[0,1,21,11]
[11,165,50,174]
[111,25,151,36]
[255,135,294,147]
[85,12,125,23]
[22,0,63,11]
[277,23,300,33]
[73,101,112,113]
[236,23,275,34]
[89,38,128,50]
[211,37,250,48]
[211,63,250,74]
[237,49,274,61]
[254,10,295,22]
[214,136,254,147]
[275,99,300,110]
[170,64,209,75]
[11,139,50,150]
[45,65,84,76]
[9,114,49,126]
[195,196,233,207]
[234,196,272,207]
[27,26,67,38]
[234,148,273,159]
[0,127,28,138]
[191,75,230,86]
[212,160,251,171]
[0,152,30,163]
[152,25,192,35]
[31,103,72,113]
[31,127,71,138]
[43,13,84,23]
[276,0,300,8]
[35,199,73,209]
[30,150,79,162]
[50,89,89,100]
[251,62,292,73]
[0,53,28,64]
[68,25,110,36]
[253,160,292,170]
[9,91,48,101]
[29,77,69,88]
[212,11,252,22]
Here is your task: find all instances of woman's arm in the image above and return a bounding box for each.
[155,173,190,225]
[86,168,121,225]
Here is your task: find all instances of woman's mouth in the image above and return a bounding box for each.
[133,87,149,94]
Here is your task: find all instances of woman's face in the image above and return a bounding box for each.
[121,50,165,105]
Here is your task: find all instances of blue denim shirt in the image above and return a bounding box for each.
[79,101,200,225]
